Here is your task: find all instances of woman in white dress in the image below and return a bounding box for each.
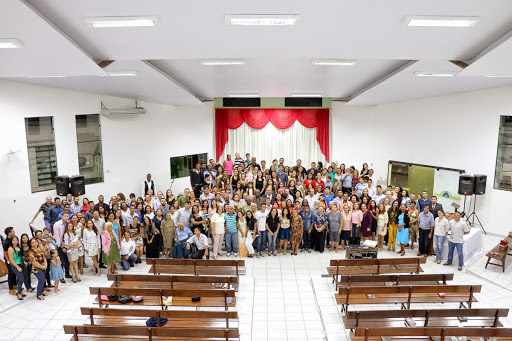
[210,206,225,260]
[83,220,100,275]
[376,203,389,250]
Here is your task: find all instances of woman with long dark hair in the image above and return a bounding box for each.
[278,207,291,255]
[28,238,47,300]
[83,220,100,275]
[8,236,26,300]
[387,200,400,251]
[20,233,34,293]
[396,204,410,256]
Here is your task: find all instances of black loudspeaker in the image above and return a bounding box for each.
[474,174,487,195]
[458,174,474,195]
[55,175,70,196]
[70,175,85,196]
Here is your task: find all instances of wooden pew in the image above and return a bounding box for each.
[343,308,508,329]
[351,327,512,341]
[336,284,481,312]
[336,273,454,288]
[324,257,426,283]
[63,325,240,340]
[147,259,246,276]
[486,244,509,272]
[107,274,239,290]
[80,308,239,329]
[89,287,236,310]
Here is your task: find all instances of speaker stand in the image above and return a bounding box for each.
[466,195,486,235]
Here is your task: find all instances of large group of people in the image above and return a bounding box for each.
[3,153,470,299]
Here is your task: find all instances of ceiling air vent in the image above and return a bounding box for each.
[223,97,261,107]
[285,97,323,107]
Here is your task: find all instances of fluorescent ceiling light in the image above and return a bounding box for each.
[0,39,23,48]
[226,93,259,98]
[201,60,246,66]
[106,71,138,77]
[85,16,158,28]
[404,16,479,28]
[312,59,356,66]
[290,93,323,97]
[485,75,512,78]
[27,76,66,78]
[226,15,300,26]
[414,72,457,77]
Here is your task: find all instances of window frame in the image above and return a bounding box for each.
[170,153,208,179]
[494,115,512,191]
[75,114,104,185]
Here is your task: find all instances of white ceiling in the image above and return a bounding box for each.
[1,0,512,104]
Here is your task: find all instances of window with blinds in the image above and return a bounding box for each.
[495,115,512,191]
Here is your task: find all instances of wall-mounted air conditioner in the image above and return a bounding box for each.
[101,101,146,116]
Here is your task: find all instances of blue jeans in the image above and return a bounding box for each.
[257,231,267,252]
[11,264,24,295]
[268,233,277,253]
[447,241,464,267]
[121,253,138,270]
[172,241,190,259]
[34,269,45,297]
[225,232,238,254]
[433,235,446,260]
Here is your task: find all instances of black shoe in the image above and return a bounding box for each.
[99,264,107,269]
[60,279,66,284]
[130,264,134,267]
[65,274,72,279]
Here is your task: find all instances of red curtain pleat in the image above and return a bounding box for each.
[215,108,330,162]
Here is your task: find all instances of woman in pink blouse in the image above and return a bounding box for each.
[340,205,352,250]
[351,202,363,244]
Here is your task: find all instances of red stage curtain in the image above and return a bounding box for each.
[215,108,330,162]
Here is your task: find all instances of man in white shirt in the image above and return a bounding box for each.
[92,211,106,269]
[122,204,138,228]
[367,179,376,198]
[143,173,155,197]
[120,231,138,270]
[153,191,165,211]
[186,227,209,259]
[254,203,270,257]
[305,189,319,209]
[175,201,192,227]
[372,185,386,206]
[444,212,470,271]
[200,188,215,206]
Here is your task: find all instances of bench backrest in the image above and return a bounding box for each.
[354,327,512,338]
[337,273,454,285]
[107,274,239,287]
[147,259,245,267]
[81,307,238,319]
[339,284,482,295]
[63,325,239,340]
[330,257,427,266]
[346,308,508,328]
[90,287,236,298]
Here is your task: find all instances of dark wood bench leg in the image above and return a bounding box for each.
[485,257,491,269]
[503,257,506,273]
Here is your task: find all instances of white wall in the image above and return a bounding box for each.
[331,86,512,236]
[0,80,214,236]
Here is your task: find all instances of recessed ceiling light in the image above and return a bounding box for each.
[85,16,159,28]
[201,60,246,66]
[290,93,323,97]
[226,15,300,26]
[0,39,23,48]
[312,60,356,66]
[226,93,259,98]
[414,72,457,77]
[404,16,479,28]
[27,76,67,78]
[105,71,138,77]
[485,75,512,78]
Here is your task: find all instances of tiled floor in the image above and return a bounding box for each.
[1,229,511,341]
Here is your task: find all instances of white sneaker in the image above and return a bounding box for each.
[226,253,231,257]
[233,253,238,257]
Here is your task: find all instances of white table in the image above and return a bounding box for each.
[440,228,483,264]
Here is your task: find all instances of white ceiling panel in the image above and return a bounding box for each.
[151,58,406,98]
[26,0,512,61]
[0,0,103,77]
[349,60,512,105]
[7,60,201,105]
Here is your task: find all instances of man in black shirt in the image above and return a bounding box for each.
[3,227,16,295]
[94,195,110,213]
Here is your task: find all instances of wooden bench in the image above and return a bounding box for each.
[336,284,481,312]
[486,244,509,272]
[147,259,246,276]
[343,308,508,329]
[324,257,426,283]
[351,327,512,341]
[80,308,239,329]
[90,287,236,310]
[63,325,239,341]
[107,274,239,291]
[336,273,454,289]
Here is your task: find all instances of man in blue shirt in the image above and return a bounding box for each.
[276,165,288,185]
[323,187,334,208]
[417,204,435,257]
[417,191,432,213]
[300,206,316,252]
[48,197,64,231]
[224,206,239,257]
[172,222,193,259]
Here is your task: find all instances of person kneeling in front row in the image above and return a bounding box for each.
[120,231,138,270]
[172,222,192,259]
[186,227,209,259]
